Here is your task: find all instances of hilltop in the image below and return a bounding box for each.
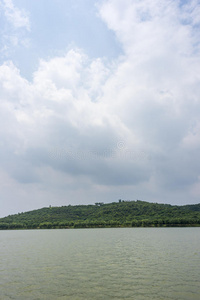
[0,200,200,229]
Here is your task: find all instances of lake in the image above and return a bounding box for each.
[0,228,199,300]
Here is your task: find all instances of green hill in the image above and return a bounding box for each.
[0,200,200,229]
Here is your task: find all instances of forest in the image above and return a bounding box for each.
[0,200,200,229]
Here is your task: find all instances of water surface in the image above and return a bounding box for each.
[0,228,199,299]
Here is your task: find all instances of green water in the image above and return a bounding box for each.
[0,228,199,300]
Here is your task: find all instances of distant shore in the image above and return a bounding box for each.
[1,200,200,230]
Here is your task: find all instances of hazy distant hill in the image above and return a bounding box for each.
[0,200,200,229]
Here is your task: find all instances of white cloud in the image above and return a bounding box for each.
[3,0,30,30]
[0,0,30,57]
[0,0,200,215]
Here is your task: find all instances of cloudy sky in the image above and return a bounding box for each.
[0,0,200,217]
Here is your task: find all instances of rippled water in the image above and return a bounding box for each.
[0,228,200,300]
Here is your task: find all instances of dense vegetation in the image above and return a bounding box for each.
[0,200,200,229]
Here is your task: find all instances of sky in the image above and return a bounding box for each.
[0,0,200,217]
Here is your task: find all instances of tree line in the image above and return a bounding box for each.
[0,200,200,229]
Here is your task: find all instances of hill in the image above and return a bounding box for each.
[0,200,200,229]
